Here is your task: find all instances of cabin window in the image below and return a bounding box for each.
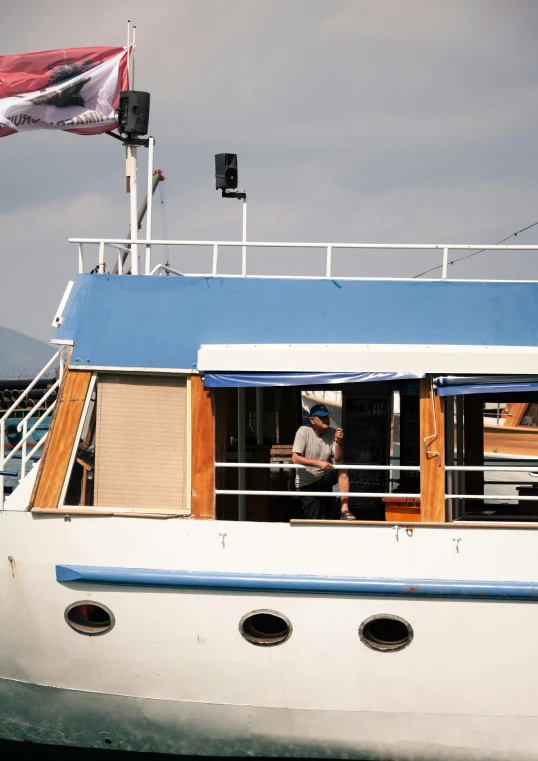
[214,381,420,522]
[63,373,191,513]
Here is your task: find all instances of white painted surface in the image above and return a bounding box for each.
[197,342,538,374]
[1,512,538,757]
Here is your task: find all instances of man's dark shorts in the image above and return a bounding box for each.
[298,469,341,520]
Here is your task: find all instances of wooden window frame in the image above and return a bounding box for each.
[55,371,193,516]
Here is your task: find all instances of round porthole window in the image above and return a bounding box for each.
[65,601,114,636]
[240,610,292,646]
[359,614,413,652]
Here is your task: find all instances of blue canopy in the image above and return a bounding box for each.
[203,371,425,388]
[435,375,538,397]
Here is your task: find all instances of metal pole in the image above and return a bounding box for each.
[127,145,139,274]
[456,395,464,518]
[242,197,247,276]
[21,420,27,481]
[145,137,155,275]
[0,421,4,510]
[445,396,454,522]
[256,388,264,445]
[442,247,449,280]
[127,20,131,85]
[238,388,246,520]
[114,170,163,274]
[132,26,136,90]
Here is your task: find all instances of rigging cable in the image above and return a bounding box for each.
[412,219,538,279]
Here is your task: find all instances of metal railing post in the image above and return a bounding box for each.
[145,136,155,275]
[0,421,4,509]
[238,388,246,520]
[241,198,247,276]
[78,243,84,274]
[21,420,27,481]
[98,241,105,274]
[442,247,449,280]
[326,245,332,278]
[212,244,218,276]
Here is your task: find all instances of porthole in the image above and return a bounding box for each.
[359,614,413,652]
[239,610,292,646]
[65,601,114,636]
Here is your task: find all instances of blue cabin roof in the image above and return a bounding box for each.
[54,274,538,374]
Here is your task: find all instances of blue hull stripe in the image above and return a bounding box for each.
[56,565,538,600]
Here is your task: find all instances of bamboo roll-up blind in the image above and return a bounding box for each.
[94,374,189,511]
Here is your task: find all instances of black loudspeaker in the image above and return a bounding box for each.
[118,91,150,136]
[215,153,238,190]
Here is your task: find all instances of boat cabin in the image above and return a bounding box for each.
[4,240,538,524]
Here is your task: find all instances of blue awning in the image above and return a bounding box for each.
[435,375,538,397]
[203,371,426,388]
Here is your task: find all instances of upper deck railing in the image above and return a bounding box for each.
[69,238,538,281]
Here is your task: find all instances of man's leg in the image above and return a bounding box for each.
[336,470,355,520]
[300,493,325,520]
[315,471,343,520]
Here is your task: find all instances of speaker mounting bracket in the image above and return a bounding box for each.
[106,132,152,148]
[221,189,247,200]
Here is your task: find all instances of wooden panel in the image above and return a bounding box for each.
[464,394,484,496]
[191,375,215,519]
[419,378,446,522]
[31,369,92,509]
[503,402,527,428]
[95,375,188,510]
[383,497,421,523]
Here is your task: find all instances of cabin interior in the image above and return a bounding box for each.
[23,362,538,524]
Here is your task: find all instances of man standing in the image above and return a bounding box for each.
[292,403,355,520]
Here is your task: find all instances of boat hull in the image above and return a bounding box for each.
[1,511,538,759]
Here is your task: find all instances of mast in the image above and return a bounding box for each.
[111,168,164,274]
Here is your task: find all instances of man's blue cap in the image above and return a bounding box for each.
[310,403,330,418]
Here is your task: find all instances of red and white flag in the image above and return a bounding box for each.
[0,46,129,138]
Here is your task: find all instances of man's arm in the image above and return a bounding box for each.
[291,452,333,471]
[333,427,345,464]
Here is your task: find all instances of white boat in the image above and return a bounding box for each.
[3,169,538,760]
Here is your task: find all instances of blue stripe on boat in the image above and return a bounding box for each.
[56,565,538,600]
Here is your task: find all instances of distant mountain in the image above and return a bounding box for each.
[0,326,55,378]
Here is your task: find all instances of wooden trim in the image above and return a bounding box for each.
[503,402,528,428]
[31,507,177,519]
[290,519,538,530]
[419,377,446,522]
[30,365,92,509]
[190,375,215,519]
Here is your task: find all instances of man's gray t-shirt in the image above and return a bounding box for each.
[292,425,336,487]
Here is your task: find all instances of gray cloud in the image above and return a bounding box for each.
[1,0,538,341]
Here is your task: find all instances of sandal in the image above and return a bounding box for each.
[340,509,356,521]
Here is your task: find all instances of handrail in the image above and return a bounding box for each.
[215,490,420,499]
[215,461,420,499]
[215,462,420,470]
[446,465,538,472]
[1,346,67,509]
[69,238,538,282]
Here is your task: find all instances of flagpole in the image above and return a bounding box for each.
[132,26,136,90]
[125,19,139,274]
[127,20,131,83]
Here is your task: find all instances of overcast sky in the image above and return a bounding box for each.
[1,0,538,342]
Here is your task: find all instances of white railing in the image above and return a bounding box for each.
[215,462,420,500]
[0,346,67,509]
[216,462,538,521]
[445,463,538,522]
[69,239,538,281]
